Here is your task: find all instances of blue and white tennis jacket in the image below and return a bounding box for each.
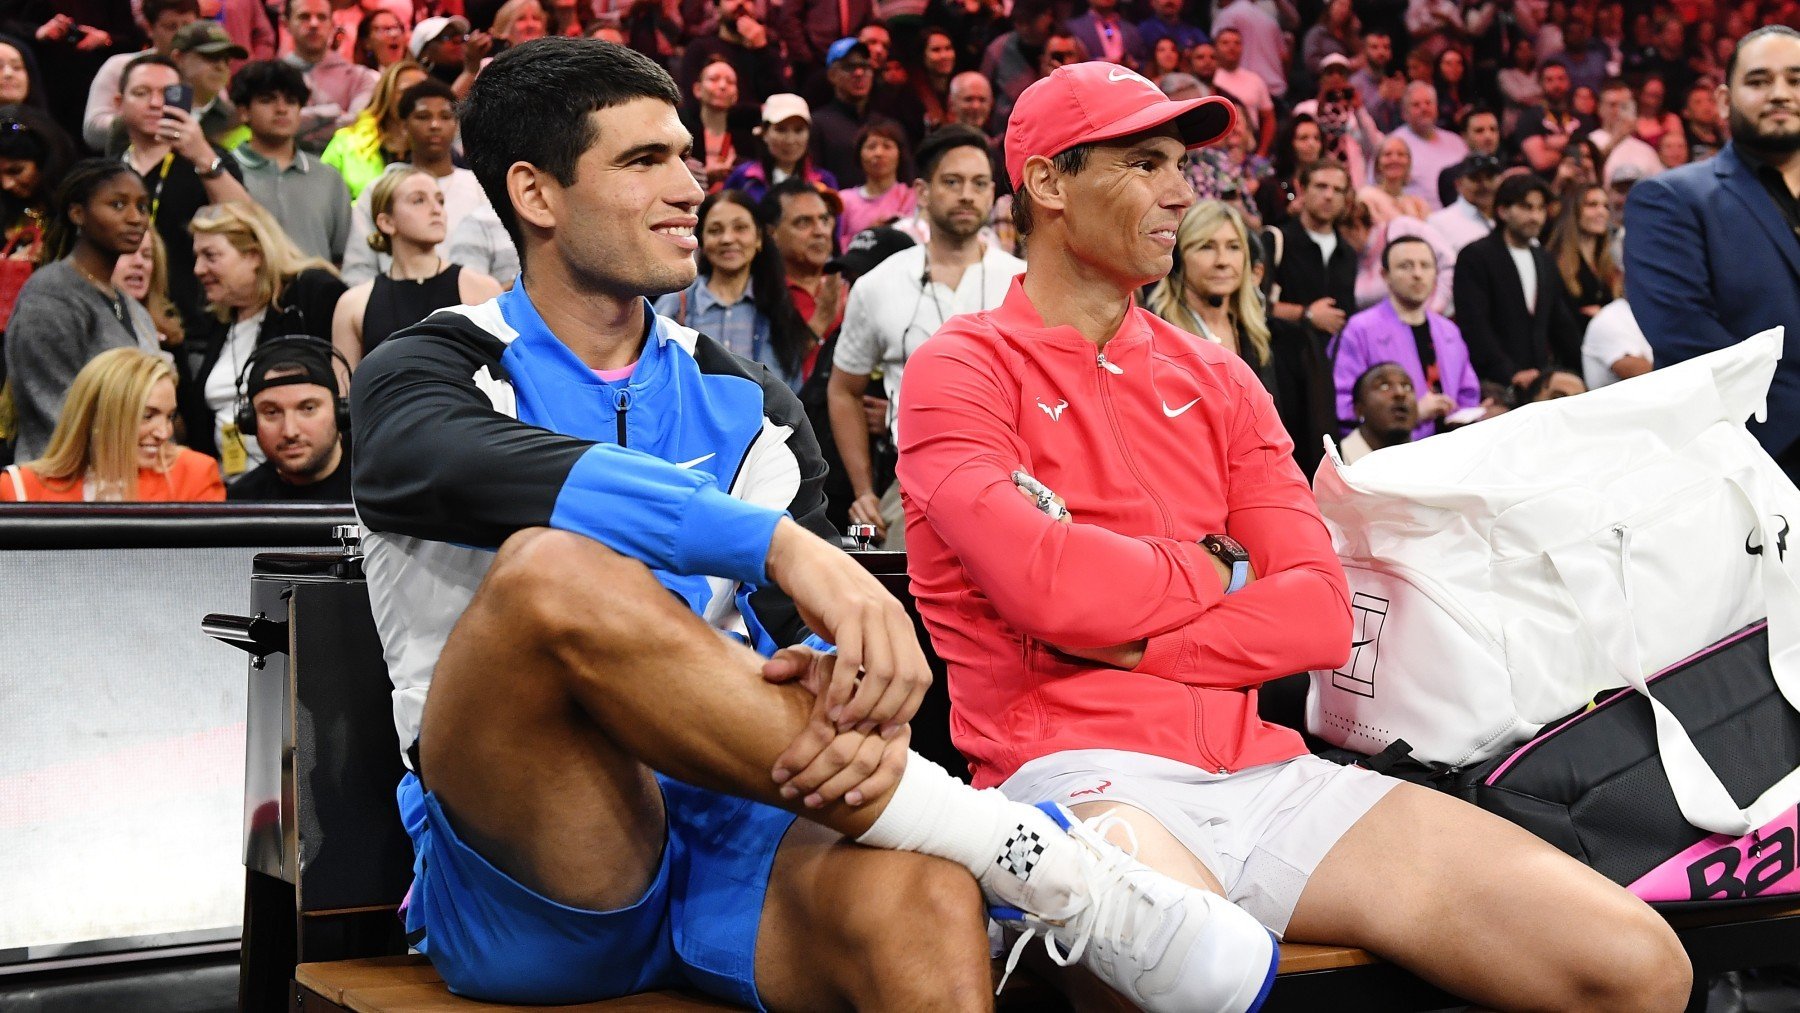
[350,283,834,766]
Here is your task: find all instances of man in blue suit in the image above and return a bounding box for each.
[1624,25,1800,482]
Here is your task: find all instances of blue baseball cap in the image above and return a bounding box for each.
[826,37,871,67]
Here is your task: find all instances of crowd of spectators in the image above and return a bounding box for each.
[0,0,1795,509]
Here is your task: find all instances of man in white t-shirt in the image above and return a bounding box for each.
[341,79,492,285]
[1588,79,1663,186]
[1212,27,1275,154]
[1389,82,1468,211]
[829,126,1024,548]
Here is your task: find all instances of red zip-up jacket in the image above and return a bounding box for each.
[897,279,1353,788]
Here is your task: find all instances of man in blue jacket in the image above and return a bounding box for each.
[1624,25,1800,481]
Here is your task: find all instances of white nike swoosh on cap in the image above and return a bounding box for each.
[1161,398,1201,418]
[675,454,716,469]
[1108,68,1135,81]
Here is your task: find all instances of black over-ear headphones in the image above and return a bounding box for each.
[233,335,353,436]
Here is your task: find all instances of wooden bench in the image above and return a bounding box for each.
[222,546,1800,1013]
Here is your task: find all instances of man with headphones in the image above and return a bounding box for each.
[827,124,1024,548]
[225,337,353,501]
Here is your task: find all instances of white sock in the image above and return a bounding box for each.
[857,754,1085,919]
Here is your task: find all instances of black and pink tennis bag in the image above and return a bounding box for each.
[1432,622,1800,907]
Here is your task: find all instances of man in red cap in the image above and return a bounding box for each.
[897,61,1691,1011]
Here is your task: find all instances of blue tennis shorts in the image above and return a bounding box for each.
[396,771,798,1008]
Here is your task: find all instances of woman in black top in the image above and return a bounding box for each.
[1547,183,1617,330]
[332,166,502,368]
[1254,114,1323,229]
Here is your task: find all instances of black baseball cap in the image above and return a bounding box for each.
[827,226,917,277]
[247,338,339,400]
[1457,153,1504,178]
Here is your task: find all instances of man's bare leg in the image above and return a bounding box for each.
[1286,783,1690,1011]
[418,527,992,1006]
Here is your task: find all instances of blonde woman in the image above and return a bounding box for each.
[1,348,223,502]
[333,167,501,367]
[321,59,429,199]
[113,229,184,350]
[1145,200,1336,476]
[186,201,345,474]
[1358,135,1433,230]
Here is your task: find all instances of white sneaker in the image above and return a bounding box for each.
[990,802,1278,1013]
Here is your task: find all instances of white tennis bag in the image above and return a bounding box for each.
[1306,328,1800,836]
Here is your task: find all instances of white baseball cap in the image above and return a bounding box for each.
[410,15,471,58]
[760,93,811,127]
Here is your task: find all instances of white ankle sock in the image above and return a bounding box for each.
[857,754,1084,917]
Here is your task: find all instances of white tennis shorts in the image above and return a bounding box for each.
[1001,750,1400,936]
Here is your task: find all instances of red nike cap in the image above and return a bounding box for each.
[1004,61,1238,190]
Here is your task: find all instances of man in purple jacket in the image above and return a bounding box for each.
[1330,235,1480,439]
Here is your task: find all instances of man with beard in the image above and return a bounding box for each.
[1336,362,1419,463]
[1625,25,1800,483]
[827,126,1024,548]
[227,339,352,501]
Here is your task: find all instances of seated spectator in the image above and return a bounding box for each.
[1138,0,1207,58]
[83,0,198,152]
[333,167,502,366]
[1546,183,1616,326]
[1,348,223,503]
[1254,113,1323,227]
[830,126,1022,545]
[1657,128,1691,169]
[1497,35,1543,117]
[229,60,353,266]
[1452,172,1583,388]
[723,93,837,203]
[1146,199,1335,475]
[1581,238,1650,391]
[677,0,786,105]
[1302,0,1360,78]
[1521,368,1588,401]
[1067,0,1145,69]
[170,22,250,148]
[760,178,841,368]
[1435,106,1500,207]
[1213,27,1275,154]
[1353,28,1404,133]
[1427,151,1499,254]
[1144,37,1186,86]
[947,70,998,139]
[1351,215,1454,314]
[1513,60,1594,175]
[115,54,253,331]
[113,230,185,350]
[281,0,379,153]
[410,14,471,86]
[342,79,491,285]
[1634,73,1683,150]
[1182,101,1269,223]
[837,121,916,244]
[776,0,872,69]
[1390,81,1467,211]
[226,338,353,501]
[1337,361,1419,463]
[1267,158,1358,347]
[906,28,957,132]
[1332,234,1479,439]
[1289,56,1380,191]
[355,10,411,71]
[1213,0,1288,101]
[6,161,163,463]
[1434,47,1474,131]
[654,189,815,390]
[321,59,427,200]
[1682,80,1725,161]
[1560,9,1610,94]
[1589,79,1663,186]
[1361,135,1433,228]
[446,201,518,289]
[679,58,758,193]
[981,0,1058,124]
[0,104,72,270]
[810,39,894,187]
[184,201,345,473]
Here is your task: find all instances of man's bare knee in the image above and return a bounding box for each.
[484,528,663,646]
[1558,903,1691,1012]
[847,855,991,1011]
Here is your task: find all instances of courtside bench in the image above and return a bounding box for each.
[214,540,1800,1013]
